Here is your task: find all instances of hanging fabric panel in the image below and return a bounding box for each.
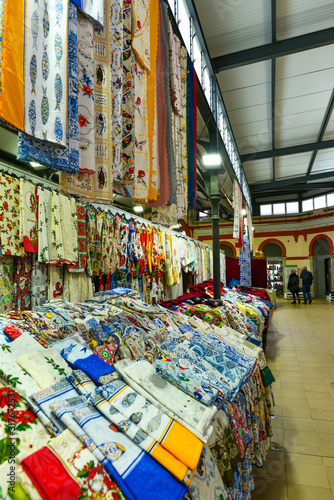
[1,0,68,145]
[187,58,197,210]
[147,0,159,203]
[161,2,177,204]
[19,179,38,253]
[150,4,169,207]
[17,3,79,173]
[110,0,123,184]
[60,0,114,202]
[77,11,95,174]
[0,174,24,256]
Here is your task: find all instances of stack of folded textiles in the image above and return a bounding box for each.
[0,287,274,500]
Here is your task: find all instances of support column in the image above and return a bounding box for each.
[209,173,222,299]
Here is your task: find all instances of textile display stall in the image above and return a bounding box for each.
[0,168,217,312]
[0,285,275,499]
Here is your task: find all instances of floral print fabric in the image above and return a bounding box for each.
[0,175,23,256]
[19,179,38,253]
[0,387,50,467]
[77,11,95,174]
[0,257,15,313]
[14,255,32,311]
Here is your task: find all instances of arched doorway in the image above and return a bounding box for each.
[220,243,235,258]
[313,238,331,297]
[260,240,285,296]
[261,242,283,257]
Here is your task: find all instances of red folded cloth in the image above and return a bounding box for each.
[21,447,81,500]
[3,324,22,340]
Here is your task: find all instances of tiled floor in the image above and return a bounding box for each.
[252,298,334,499]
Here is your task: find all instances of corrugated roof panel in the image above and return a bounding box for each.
[228,104,270,127]
[276,69,334,102]
[311,149,334,172]
[276,152,312,168]
[235,129,272,156]
[276,123,321,147]
[275,152,311,178]
[323,109,334,140]
[193,0,271,58]
[217,61,271,92]
[276,46,334,79]
[275,109,325,136]
[223,83,270,110]
[244,158,272,184]
[277,0,334,40]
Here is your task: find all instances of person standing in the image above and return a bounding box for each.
[300,266,313,304]
[288,269,300,304]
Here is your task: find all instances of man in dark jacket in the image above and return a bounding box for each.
[300,266,313,304]
[288,269,300,304]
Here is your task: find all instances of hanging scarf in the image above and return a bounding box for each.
[168,23,182,116]
[60,0,114,203]
[239,232,252,287]
[246,205,253,252]
[17,4,78,173]
[177,46,189,218]
[13,255,32,310]
[233,179,244,249]
[68,202,87,272]
[86,205,102,277]
[113,0,135,198]
[131,0,152,208]
[0,256,15,313]
[110,0,123,184]
[77,11,95,174]
[187,58,197,210]
[31,254,48,308]
[161,2,177,204]
[19,179,38,253]
[150,5,169,207]
[1,0,68,145]
[133,57,150,203]
[147,0,159,203]
[0,174,24,256]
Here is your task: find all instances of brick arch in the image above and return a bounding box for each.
[309,234,334,256]
[258,238,286,257]
[220,240,236,257]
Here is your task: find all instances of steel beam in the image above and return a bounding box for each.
[212,27,334,72]
[306,87,334,175]
[252,183,334,194]
[241,139,334,162]
[250,170,334,191]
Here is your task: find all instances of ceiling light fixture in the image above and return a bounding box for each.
[30,161,44,168]
[202,154,222,167]
[133,205,144,213]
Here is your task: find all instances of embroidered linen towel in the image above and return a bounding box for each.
[72,405,188,500]
[116,359,216,441]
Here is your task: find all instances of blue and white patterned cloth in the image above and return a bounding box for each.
[239,233,252,287]
[17,2,79,173]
